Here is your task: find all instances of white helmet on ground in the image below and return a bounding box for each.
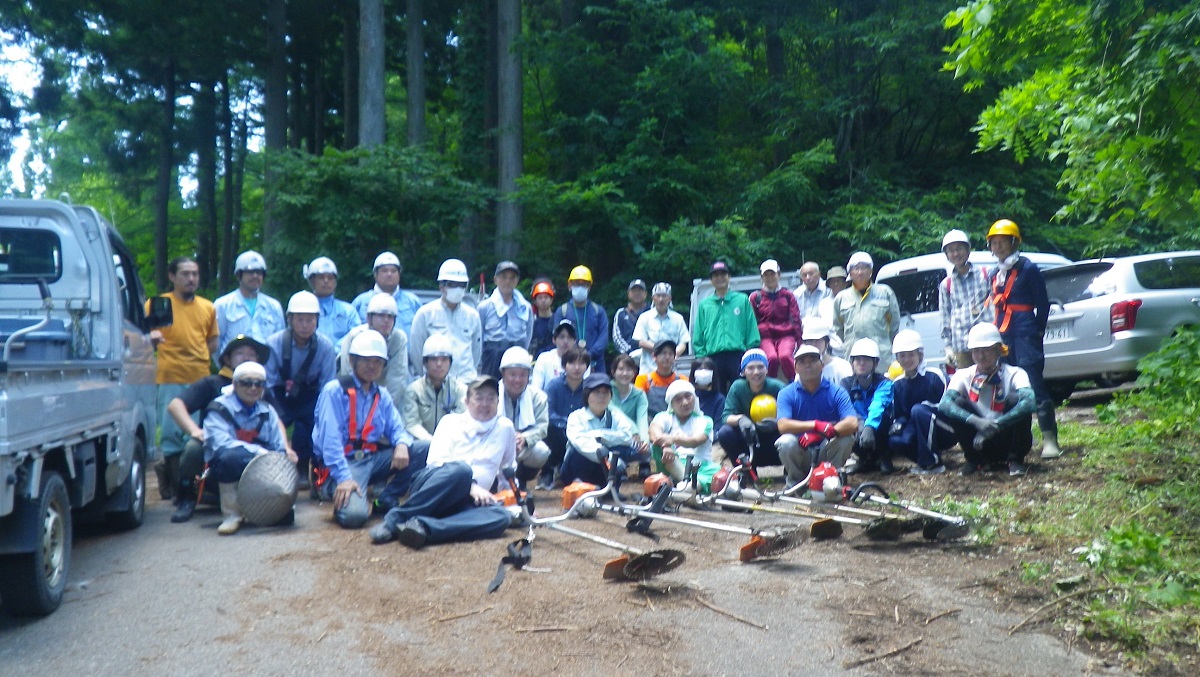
[286,291,320,315]
[304,256,338,278]
[941,229,970,251]
[373,251,401,271]
[438,258,470,283]
[499,346,534,371]
[235,250,268,274]
[967,323,1004,350]
[366,293,399,316]
[422,334,455,360]
[848,338,880,360]
[892,329,924,354]
[349,330,389,361]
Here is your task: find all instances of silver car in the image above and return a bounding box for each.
[1042,251,1200,398]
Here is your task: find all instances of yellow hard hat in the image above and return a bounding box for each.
[749,394,777,423]
[885,361,904,380]
[568,265,593,284]
[987,219,1021,242]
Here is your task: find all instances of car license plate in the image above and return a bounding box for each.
[1045,321,1073,342]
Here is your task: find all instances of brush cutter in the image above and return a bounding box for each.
[487,453,685,592]
[847,483,970,541]
[601,474,811,560]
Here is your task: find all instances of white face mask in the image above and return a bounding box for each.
[694,369,714,387]
[445,287,466,304]
[571,285,589,303]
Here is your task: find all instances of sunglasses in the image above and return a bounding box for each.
[236,379,266,389]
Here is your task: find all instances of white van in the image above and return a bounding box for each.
[876,251,1072,371]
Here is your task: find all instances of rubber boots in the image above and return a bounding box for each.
[1038,405,1063,459]
[217,483,242,535]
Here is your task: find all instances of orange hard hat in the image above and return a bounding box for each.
[532,281,555,299]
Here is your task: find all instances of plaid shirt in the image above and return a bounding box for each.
[939,264,995,351]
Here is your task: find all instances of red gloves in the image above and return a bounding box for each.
[812,420,837,438]
[799,431,825,448]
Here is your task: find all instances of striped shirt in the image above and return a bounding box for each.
[939,264,995,352]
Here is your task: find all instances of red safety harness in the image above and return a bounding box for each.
[340,375,381,458]
[989,261,1033,333]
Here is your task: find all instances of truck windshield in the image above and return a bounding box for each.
[0,228,62,283]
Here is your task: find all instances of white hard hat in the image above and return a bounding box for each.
[373,251,401,271]
[234,250,267,274]
[422,334,455,359]
[366,293,398,316]
[793,344,822,359]
[438,258,469,283]
[801,318,832,341]
[232,361,267,382]
[349,330,389,361]
[967,323,1004,350]
[286,291,320,315]
[664,379,696,405]
[892,329,924,353]
[849,338,880,360]
[941,229,970,251]
[499,346,533,371]
[847,251,873,270]
[304,256,338,278]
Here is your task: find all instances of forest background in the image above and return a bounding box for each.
[1,0,1198,311]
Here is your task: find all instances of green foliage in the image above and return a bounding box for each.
[1101,326,1200,440]
[264,145,491,297]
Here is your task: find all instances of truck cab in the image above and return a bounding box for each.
[0,199,165,617]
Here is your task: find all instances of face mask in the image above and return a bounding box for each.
[571,285,589,303]
[694,369,714,387]
[445,287,466,304]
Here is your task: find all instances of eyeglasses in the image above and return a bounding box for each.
[236,379,266,389]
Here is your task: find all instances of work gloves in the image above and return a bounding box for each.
[812,420,837,438]
[856,426,876,450]
[944,347,957,369]
[967,415,1000,450]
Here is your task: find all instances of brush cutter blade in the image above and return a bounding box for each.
[753,527,808,557]
[620,549,686,580]
[924,519,970,541]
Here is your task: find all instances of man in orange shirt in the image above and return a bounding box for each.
[635,339,689,420]
[146,257,219,500]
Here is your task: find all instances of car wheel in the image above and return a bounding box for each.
[1047,380,1077,402]
[107,437,147,531]
[0,471,72,616]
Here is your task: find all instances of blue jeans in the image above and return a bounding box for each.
[327,440,430,529]
[382,462,511,545]
[157,383,190,457]
[559,444,642,488]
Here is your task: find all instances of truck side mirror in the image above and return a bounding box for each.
[145,296,173,331]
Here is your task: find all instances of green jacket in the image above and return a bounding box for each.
[721,376,787,423]
[693,291,761,357]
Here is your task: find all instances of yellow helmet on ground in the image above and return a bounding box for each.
[568,265,593,284]
[749,394,777,423]
[987,219,1021,242]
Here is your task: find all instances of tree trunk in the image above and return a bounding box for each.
[343,0,360,148]
[765,11,787,167]
[359,0,385,146]
[154,58,176,292]
[263,0,288,245]
[406,0,427,146]
[195,79,219,288]
[495,0,523,260]
[220,71,235,292]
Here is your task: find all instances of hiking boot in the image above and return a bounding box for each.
[960,463,981,477]
[535,471,555,491]
[369,522,397,545]
[878,457,895,475]
[397,518,428,549]
[1008,461,1028,477]
[170,497,197,523]
[909,464,947,476]
[843,457,874,475]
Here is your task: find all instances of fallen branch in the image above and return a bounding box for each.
[695,597,767,631]
[436,605,493,623]
[925,608,962,625]
[842,637,923,669]
[847,611,877,617]
[515,626,579,633]
[1008,587,1108,636]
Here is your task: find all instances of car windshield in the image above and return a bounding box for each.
[1133,255,1200,290]
[882,270,945,315]
[1044,262,1115,304]
[0,228,63,283]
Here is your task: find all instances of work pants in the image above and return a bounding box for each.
[760,336,798,382]
[946,415,1033,467]
[326,440,430,529]
[888,403,955,469]
[382,462,511,545]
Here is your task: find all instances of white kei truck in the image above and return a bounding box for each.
[0,199,169,616]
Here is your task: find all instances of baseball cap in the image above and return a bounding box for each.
[760,259,780,274]
[628,278,647,291]
[825,266,847,281]
[709,261,731,276]
[494,260,520,276]
[793,344,822,359]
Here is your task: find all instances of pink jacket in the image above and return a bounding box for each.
[749,288,802,342]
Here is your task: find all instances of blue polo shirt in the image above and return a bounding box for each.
[777,377,856,424]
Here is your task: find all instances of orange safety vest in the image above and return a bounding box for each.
[989,263,1034,333]
[340,375,382,458]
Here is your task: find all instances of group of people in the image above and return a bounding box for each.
[145,216,1058,548]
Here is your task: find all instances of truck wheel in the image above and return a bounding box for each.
[0,471,72,616]
[107,438,147,531]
